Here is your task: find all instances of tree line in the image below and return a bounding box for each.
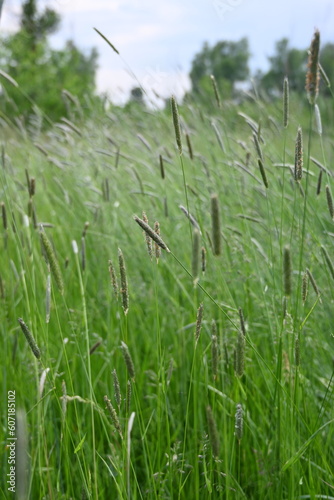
[0,1,333,123]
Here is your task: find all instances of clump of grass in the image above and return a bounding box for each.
[206,405,220,457]
[121,341,135,379]
[40,227,64,295]
[283,246,292,296]
[133,215,170,252]
[294,127,303,182]
[104,395,123,439]
[306,29,320,105]
[211,194,221,256]
[18,318,41,359]
[118,248,129,315]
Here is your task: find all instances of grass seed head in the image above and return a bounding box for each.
[258,158,269,188]
[235,330,245,378]
[211,194,221,256]
[195,303,204,344]
[206,405,220,457]
[171,95,182,155]
[40,227,64,295]
[306,29,320,105]
[321,245,334,280]
[1,202,7,230]
[18,318,41,359]
[210,74,221,109]
[112,369,121,408]
[235,403,244,441]
[121,341,135,379]
[283,245,292,296]
[118,248,129,314]
[294,127,303,182]
[142,211,152,259]
[302,270,309,303]
[134,215,170,252]
[154,221,161,261]
[325,185,334,219]
[192,228,201,284]
[108,260,118,298]
[104,395,123,439]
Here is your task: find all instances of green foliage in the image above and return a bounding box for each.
[189,38,250,97]
[0,1,98,123]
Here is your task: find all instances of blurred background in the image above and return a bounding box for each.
[0,0,333,116]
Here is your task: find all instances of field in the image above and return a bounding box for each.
[1,76,334,499]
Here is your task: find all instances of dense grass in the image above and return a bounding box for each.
[1,81,334,499]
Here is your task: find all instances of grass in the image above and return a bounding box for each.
[0,76,334,500]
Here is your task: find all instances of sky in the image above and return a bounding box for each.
[1,0,334,105]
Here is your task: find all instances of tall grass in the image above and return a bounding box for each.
[1,40,334,499]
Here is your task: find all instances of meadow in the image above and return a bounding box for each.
[1,47,334,499]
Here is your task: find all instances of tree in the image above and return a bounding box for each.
[0,0,98,123]
[189,38,250,99]
[259,38,306,94]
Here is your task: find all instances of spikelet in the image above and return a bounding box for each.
[194,303,204,344]
[306,268,321,300]
[192,228,201,284]
[81,237,86,271]
[294,127,303,182]
[1,202,7,230]
[121,341,135,379]
[142,212,152,259]
[40,228,64,295]
[258,158,268,188]
[283,77,289,128]
[306,29,320,105]
[325,185,334,219]
[206,406,220,457]
[302,270,308,303]
[201,247,206,273]
[134,215,170,252]
[238,307,246,336]
[253,132,263,161]
[210,74,221,108]
[29,177,36,197]
[179,205,201,233]
[154,222,161,261]
[159,154,165,179]
[283,246,292,296]
[108,260,118,298]
[211,320,219,381]
[235,330,245,378]
[126,380,132,413]
[321,245,334,280]
[211,194,221,256]
[118,248,129,314]
[104,395,123,439]
[294,335,300,367]
[185,133,194,160]
[112,369,121,408]
[171,95,182,155]
[18,318,41,359]
[235,403,244,442]
[316,170,323,196]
